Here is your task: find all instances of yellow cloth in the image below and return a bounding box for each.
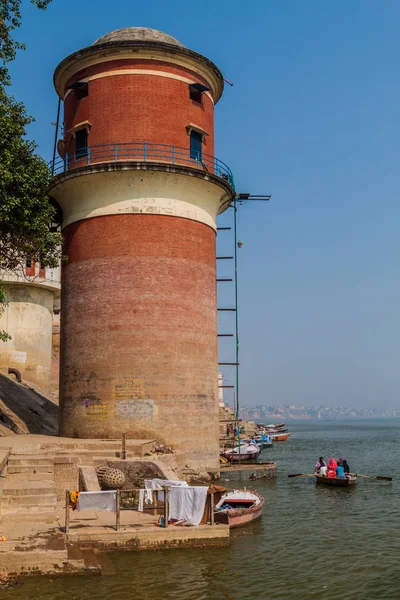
[69,491,80,510]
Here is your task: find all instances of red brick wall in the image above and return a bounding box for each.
[64,59,215,160]
[59,214,219,468]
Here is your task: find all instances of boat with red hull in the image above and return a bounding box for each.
[269,432,292,442]
[315,474,357,487]
[214,489,264,528]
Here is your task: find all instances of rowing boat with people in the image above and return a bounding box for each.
[315,474,357,487]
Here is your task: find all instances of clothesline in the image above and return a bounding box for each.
[138,480,207,526]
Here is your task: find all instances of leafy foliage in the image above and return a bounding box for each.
[0,88,61,272]
[0,0,59,341]
[0,0,51,85]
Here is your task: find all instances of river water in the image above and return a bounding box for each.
[4,419,400,600]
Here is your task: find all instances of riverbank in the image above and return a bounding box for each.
[0,434,232,580]
[0,506,229,580]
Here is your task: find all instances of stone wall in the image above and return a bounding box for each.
[54,457,80,500]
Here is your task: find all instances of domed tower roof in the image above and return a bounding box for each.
[54,26,224,102]
[93,27,184,48]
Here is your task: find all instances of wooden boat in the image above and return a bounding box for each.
[214,489,264,528]
[315,474,357,487]
[221,444,260,462]
[269,432,291,442]
[242,437,273,449]
[265,428,288,434]
[256,423,288,434]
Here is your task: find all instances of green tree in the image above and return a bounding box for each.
[0,0,60,339]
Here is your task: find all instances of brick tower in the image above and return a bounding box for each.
[50,27,234,471]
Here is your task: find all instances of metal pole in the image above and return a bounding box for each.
[65,490,70,534]
[233,196,240,465]
[51,97,61,176]
[210,493,215,525]
[163,487,169,528]
[116,490,121,531]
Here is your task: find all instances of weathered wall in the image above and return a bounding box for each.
[59,213,219,471]
[0,285,54,391]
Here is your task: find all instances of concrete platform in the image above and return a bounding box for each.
[66,507,229,551]
[0,504,229,578]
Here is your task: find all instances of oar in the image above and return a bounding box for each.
[288,473,316,478]
[351,473,392,482]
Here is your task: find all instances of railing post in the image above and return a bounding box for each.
[87,147,91,165]
[210,492,215,525]
[114,144,118,161]
[65,153,69,172]
[144,143,147,162]
[116,490,121,531]
[65,490,70,534]
[163,486,169,528]
[172,146,175,164]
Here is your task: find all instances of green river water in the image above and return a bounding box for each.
[3,419,400,600]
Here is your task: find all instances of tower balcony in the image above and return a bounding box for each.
[50,142,235,190]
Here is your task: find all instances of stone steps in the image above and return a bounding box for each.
[1,494,57,509]
[1,464,57,523]
[2,481,56,496]
[8,456,54,467]
[7,472,55,481]
[7,464,54,474]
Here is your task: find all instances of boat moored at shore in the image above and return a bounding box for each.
[214,489,264,527]
[221,444,261,462]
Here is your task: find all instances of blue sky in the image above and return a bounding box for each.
[9,0,400,409]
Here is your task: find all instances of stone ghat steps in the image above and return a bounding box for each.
[7,471,55,481]
[10,440,155,459]
[7,456,54,467]
[1,470,57,523]
[1,494,57,510]
[2,481,57,496]
[9,450,153,467]
[7,464,54,474]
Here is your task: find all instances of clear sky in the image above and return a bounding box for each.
[9,0,400,409]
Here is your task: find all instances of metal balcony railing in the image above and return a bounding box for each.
[50,142,235,189]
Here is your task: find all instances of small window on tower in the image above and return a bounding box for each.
[25,257,32,268]
[189,83,210,104]
[190,130,203,161]
[69,81,88,99]
[75,129,88,158]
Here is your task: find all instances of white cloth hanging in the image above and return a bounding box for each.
[78,491,117,513]
[138,489,145,512]
[168,486,208,526]
[144,479,188,504]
